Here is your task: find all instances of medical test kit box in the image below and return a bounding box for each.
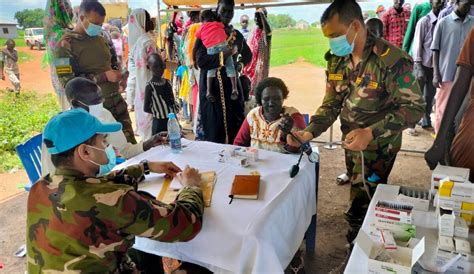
[355,230,425,274]
[431,165,470,199]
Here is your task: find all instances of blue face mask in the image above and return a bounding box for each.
[81,19,102,37]
[88,144,117,176]
[329,24,358,57]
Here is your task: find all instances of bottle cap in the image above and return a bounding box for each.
[168,113,176,119]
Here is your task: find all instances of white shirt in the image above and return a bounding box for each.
[41,107,144,176]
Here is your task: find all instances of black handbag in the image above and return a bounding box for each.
[239,74,251,101]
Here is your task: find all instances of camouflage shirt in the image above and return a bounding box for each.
[54,30,119,97]
[27,164,204,273]
[306,33,425,142]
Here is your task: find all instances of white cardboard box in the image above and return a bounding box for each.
[454,217,469,239]
[438,207,456,237]
[431,165,470,198]
[356,231,425,274]
[397,193,430,211]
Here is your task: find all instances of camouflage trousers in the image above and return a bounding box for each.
[343,133,402,243]
[104,91,137,144]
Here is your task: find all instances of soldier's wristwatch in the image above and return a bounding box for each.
[140,160,150,175]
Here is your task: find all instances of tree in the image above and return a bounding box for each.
[267,14,296,29]
[366,10,377,19]
[14,9,46,29]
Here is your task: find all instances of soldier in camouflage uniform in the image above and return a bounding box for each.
[288,0,425,243]
[27,109,204,273]
[54,1,136,144]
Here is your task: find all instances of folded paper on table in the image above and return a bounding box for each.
[157,171,217,207]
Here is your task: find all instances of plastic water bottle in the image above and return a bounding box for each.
[167,113,182,153]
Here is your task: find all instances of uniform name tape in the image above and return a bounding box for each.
[328,73,344,81]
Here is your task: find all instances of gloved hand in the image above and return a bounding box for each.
[413,63,425,81]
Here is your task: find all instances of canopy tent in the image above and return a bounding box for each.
[162,0,331,6]
[154,0,334,46]
[160,0,333,12]
[100,0,127,3]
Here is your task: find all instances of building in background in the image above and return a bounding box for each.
[295,19,309,30]
[101,0,128,24]
[0,22,18,39]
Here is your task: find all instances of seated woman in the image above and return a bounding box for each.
[234,77,306,153]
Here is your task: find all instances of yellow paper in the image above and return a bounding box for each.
[158,171,217,207]
[462,202,474,212]
[439,180,454,197]
[461,213,472,224]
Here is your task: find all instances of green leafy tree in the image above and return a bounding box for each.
[14,8,45,29]
[267,14,296,29]
[366,10,377,19]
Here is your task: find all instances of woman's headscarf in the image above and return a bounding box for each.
[43,0,74,66]
[128,9,147,51]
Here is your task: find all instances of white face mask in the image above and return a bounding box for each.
[88,103,103,118]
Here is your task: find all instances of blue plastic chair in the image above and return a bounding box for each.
[15,134,43,191]
[303,114,310,125]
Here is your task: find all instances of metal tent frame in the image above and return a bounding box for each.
[155,0,330,48]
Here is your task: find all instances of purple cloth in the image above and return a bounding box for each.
[413,11,438,67]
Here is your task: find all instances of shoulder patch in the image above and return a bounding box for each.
[373,38,411,68]
[54,58,72,75]
[396,70,416,88]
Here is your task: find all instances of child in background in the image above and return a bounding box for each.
[144,53,180,134]
[196,10,238,103]
[111,30,123,69]
[366,18,383,38]
[0,39,20,93]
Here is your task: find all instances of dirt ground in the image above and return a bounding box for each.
[0,49,434,273]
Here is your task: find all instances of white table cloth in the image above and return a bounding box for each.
[117,139,317,273]
[345,184,474,273]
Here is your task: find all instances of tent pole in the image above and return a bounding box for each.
[157,0,163,48]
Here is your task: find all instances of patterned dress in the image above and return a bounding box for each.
[234,106,306,153]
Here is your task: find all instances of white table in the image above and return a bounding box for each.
[345,184,474,273]
[118,139,317,273]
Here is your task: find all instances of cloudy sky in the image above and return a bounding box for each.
[1,0,425,24]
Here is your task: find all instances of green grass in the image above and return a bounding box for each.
[0,90,59,173]
[270,27,328,68]
[18,51,34,63]
[0,29,26,47]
